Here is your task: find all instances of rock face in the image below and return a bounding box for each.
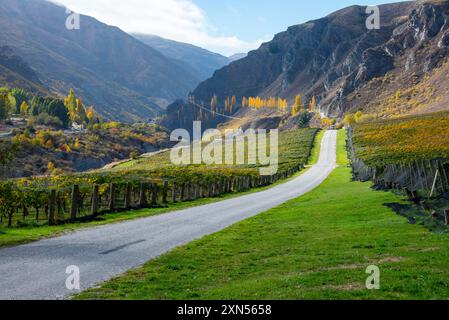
[0,0,202,122]
[164,0,449,129]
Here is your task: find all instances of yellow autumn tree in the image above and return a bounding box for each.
[344,114,356,127]
[293,95,301,111]
[19,101,29,116]
[309,96,316,112]
[86,106,96,124]
[354,111,363,123]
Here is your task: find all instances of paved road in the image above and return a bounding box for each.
[0,130,337,300]
[0,131,12,139]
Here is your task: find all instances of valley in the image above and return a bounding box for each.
[0,0,449,304]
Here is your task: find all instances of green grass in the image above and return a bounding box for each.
[308,130,324,165]
[76,130,449,300]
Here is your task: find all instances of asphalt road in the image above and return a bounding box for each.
[0,131,12,139]
[0,130,337,300]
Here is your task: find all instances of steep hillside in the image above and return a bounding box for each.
[164,0,449,130]
[0,46,49,95]
[0,0,202,122]
[133,34,230,81]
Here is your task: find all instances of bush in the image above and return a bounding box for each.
[29,113,64,129]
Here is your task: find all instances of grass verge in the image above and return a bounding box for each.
[76,130,449,300]
[308,129,325,165]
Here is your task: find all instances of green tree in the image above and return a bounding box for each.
[47,99,69,128]
[297,111,313,128]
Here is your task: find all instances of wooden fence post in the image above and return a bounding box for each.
[212,182,217,196]
[172,182,177,203]
[199,181,204,198]
[151,183,158,207]
[445,209,449,226]
[125,182,133,209]
[438,161,449,192]
[208,182,213,197]
[139,182,147,208]
[109,183,116,211]
[180,183,186,201]
[91,184,99,216]
[70,185,80,222]
[420,160,430,190]
[162,181,168,205]
[188,183,194,200]
[219,179,224,195]
[194,182,199,199]
[49,190,56,225]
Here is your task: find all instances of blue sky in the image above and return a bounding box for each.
[195,0,409,45]
[53,0,410,56]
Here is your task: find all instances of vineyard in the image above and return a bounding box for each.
[0,128,318,228]
[351,111,449,167]
[348,112,449,227]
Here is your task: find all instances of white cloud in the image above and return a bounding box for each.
[49,0,267,56]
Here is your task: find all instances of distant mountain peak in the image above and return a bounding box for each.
[228,53,247,62]
[132,34,231,81]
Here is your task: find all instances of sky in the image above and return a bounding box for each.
[51,0,410,56]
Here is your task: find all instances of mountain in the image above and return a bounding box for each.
[0,0,202,122]
[0,46,49,95]
[133,34,231,81]
[228,53,247,62]
[164,0,449,129]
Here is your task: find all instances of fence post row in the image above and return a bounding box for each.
[347,129,449,200]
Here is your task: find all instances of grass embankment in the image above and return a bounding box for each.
[77,130,449,300]
[0,129,322,248]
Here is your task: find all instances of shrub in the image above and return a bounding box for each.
[29,113,64,129]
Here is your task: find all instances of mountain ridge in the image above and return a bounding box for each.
[0,0,204,122]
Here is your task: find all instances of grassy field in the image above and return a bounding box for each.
[76,130,449,300]
[0,129,322,248]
